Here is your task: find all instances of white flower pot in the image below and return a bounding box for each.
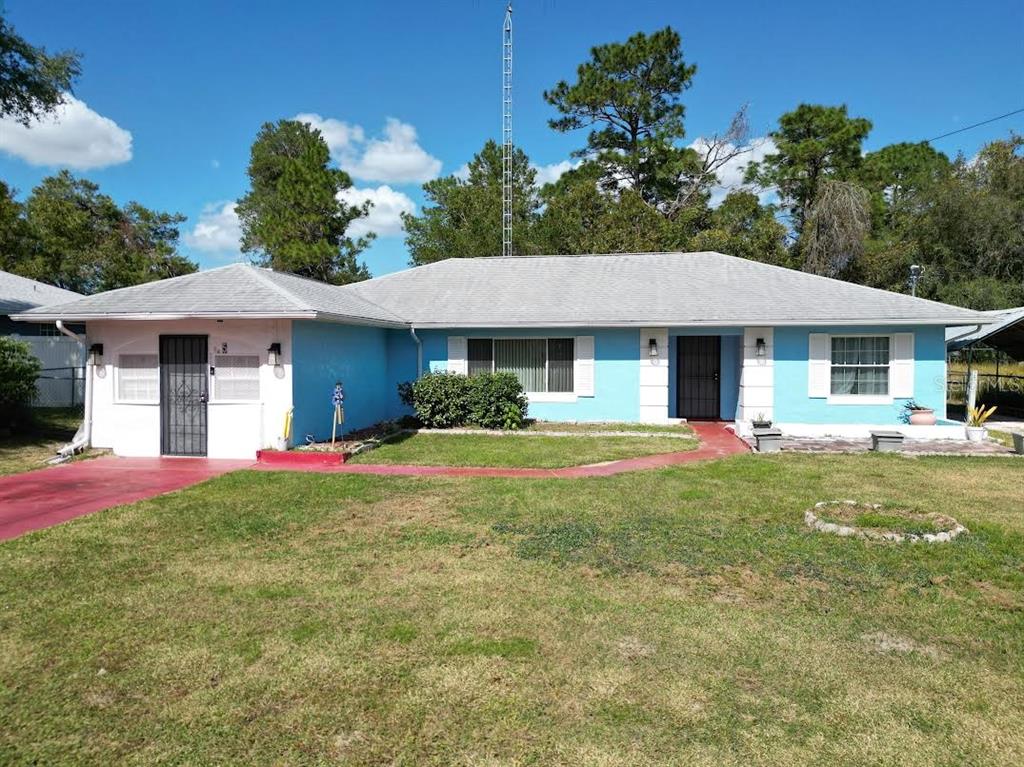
[965,426,987,443]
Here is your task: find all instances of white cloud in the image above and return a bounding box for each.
[293,112,365,157]
[689,136,777,206]
[294,113,441,185]
[337,185,416,238]
[0,94,132,169]
[531,159,581,186]
[184,202,242,255]
[453,162,470,181]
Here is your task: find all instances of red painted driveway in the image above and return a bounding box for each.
[0,457,252,541]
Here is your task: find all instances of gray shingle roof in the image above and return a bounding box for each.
[12,263,405,326]
[0,270,81,315]
[11,252,993,329]
[348,252,992,327]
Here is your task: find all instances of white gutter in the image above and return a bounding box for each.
[55,320,92,457]
[409,325,423,378]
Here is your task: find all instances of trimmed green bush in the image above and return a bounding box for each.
[402,372,472,428]
[0,337,41,432]
[399,371,528,430]
[468,372,528,430]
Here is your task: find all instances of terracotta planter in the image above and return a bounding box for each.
[965,426,987,443]
[908,408,936,426]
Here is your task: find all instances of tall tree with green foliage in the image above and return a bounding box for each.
[14,171,193,293]
[746,104,872,233]
[0,13,81,124]
[689,191,791,267]
[236,120,372,284]
[544,27,697,207]
[402,140,539,265]
[858,142,950,230]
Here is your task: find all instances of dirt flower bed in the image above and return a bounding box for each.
[805,500,968,543]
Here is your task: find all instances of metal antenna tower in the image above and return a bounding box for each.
[502,3,513,258]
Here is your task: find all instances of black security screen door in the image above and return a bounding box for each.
[677,336,721,420]
[160,335,208,456]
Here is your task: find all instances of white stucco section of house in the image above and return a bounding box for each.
[737,326,774,427]
[639,326,670,423]
[86,319,293,459]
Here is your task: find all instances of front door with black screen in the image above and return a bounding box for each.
[160,335,208,456]
[677,336,721,420]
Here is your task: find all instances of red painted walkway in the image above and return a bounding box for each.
[0,425,747,541]
[0,457,250,541]
[253,422,750,478]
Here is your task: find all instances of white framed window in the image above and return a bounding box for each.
[213,354,260,401]
[117,354,159,402]
[466,338,575,394]
[830,336,890,396]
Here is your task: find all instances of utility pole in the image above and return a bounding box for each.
[502,3,513,258]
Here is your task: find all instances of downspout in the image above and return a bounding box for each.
[55,320,92,456]
[409,325,423,379]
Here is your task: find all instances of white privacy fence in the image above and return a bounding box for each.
[9,334,86,408]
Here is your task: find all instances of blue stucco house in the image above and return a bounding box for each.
[14,252,992,458]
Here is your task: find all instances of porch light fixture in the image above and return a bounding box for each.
[648,338,659,358]
[267,342,282,366]
[755,338,767,358]
[87,343,103,366]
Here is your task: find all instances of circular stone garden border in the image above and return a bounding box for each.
[804,500,968,544]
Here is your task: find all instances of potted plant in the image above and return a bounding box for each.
[903,400,937,426]
[751,411,772,429]
[965,403,997,442]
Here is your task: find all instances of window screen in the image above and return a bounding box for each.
[118,354,159,401]
[214,354,260,400]
[547,338,574,393]
[468,338,494,376]
[830,336,890,396]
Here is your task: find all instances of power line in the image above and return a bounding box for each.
[925,107,1024,143]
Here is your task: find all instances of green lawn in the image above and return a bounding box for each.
[1,454,1023,765]
[350,432,696,468]
[521,420,694,435]
[0,407,100,476]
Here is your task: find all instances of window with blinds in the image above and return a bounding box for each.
[117,354,159,402]
[213,354,260,401]
[466,338,574,393]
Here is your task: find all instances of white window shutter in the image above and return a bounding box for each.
[808,333,830,398]
[447,336,467,375]
[574,336,595,396]
[891,332,915,397]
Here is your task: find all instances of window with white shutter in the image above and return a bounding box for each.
[117,354,159,402]
[213,354,260,401]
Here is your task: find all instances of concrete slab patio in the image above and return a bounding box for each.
[0,457,252,541]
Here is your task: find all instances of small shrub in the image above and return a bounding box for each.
[401,371,472,428]
[468,372,528,430]
[397,371,528,430]
[0,337,41,432]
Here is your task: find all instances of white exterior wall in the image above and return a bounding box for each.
[638,327,670,423]
[737,326,774,424]
[87,319,293,459]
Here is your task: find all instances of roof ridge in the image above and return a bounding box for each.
[243,266,311,311]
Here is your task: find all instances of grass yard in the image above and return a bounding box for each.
[350,432,696,468]
[521,420,694,435]
[1,452,1023,765]
[0,408,99,476]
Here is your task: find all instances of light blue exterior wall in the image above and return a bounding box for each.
[291,320,393,440]
[774,325,948,424]
[418,327,641,422]
[667,328,743,420]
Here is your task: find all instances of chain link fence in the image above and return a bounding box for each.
[33,366,86,409]
[948,371,1024,416]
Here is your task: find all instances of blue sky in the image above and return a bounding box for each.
[1,0,1022,276]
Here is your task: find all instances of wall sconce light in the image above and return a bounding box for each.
[648,338,659,358]
[267,342,282,366]
[755,338,767,358]
[88,343,103,366]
